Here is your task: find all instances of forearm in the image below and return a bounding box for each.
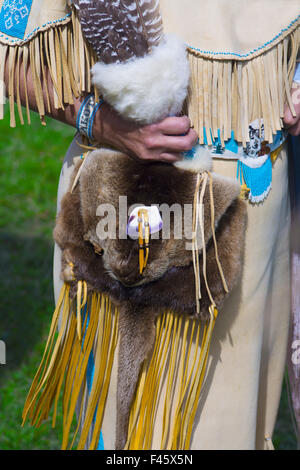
[4,55,121,147]
[4,55,83,129]
[3,55,197,162]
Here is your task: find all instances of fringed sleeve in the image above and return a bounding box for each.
[0,0,97,127]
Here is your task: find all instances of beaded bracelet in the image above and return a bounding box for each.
[76,94,104,141]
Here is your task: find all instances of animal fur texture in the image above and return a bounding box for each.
[54,148,247,448]
[73,1,189,125]
[91,35,190,124]
[174,144,213,172]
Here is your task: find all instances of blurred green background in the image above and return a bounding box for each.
[0,107,297,450]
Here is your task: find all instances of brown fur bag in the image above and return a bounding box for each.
[23,147,247,450]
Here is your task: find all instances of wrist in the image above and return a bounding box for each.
[92,102,128,149]
[76,94,104,141]
[91,101,110,144]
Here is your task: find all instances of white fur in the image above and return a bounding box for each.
[173,145,213,172]
[91,35,190,124]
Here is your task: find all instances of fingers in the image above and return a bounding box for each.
[138,119,198,162]
[283,83,300,131]
[100,107,199,163]
[144,128,198,153]
[161,129,198,151]
[156,115,192,135]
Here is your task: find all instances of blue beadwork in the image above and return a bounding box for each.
[0,11,71,43]
[0,0,34,40]
[82,306,105,450]
[237,157,272,202]
[76,94,104,141]
[183,139,199,159]
[87,99,104,140]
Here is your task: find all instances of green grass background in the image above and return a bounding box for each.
[0,107,297,450]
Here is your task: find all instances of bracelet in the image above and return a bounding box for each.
[76,94,104,141]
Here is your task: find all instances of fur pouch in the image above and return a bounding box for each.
[23,147,247,450]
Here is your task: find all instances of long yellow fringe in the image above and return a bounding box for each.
[125,171,225,450]
[125,306,218,450]
[187,27,300,145]
[22,282,119,450]
[23,166,228,450]
[0,9,98,127]
[23,282,218,450]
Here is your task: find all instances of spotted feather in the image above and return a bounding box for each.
[72,0,164,63]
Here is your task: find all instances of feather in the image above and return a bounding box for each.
[73,0,164,64]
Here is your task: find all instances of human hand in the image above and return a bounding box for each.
[283,82,300,136]
[93,103,198,163]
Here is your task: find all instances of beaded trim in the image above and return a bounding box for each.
[76,94,104,141]
[186,14,300,59]
[0,12,72,44]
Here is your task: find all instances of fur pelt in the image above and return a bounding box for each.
[54,148,247,448]
[174,144,213,172]
[91,35,190,124]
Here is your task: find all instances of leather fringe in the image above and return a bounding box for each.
[1,14,299,142]
[125,307,218,450]
[22,166,229,450]
[187,27,300,145]
[22,283,119,451]
[0,9,97,127]
[22,283,218,450]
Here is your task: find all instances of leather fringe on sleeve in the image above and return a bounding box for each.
[0,8,98,127]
